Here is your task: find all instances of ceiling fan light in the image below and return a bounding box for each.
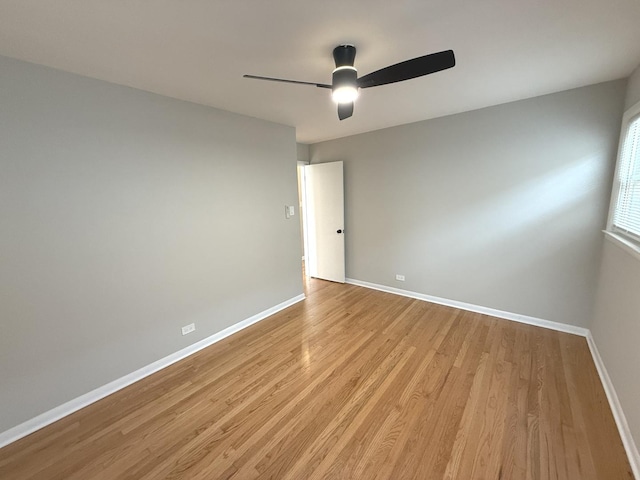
[332,65,358,104]
[332,86,359,104]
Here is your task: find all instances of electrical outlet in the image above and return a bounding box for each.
[181,323,196,335]
[395,274,405,281]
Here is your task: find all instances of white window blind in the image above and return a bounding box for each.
[612,114,640,243]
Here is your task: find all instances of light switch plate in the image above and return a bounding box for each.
[285,205,295,219]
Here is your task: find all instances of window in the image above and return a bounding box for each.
[609,103,640,246]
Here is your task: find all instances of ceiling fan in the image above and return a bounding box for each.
[243,45,455,120]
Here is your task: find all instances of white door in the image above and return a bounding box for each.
[304,161,345,283]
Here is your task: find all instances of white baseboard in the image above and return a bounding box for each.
[0,293,305,450]
[345,278,589,336]
[346,277,639,475]
[586,332,640,479]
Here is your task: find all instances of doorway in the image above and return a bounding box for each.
[298,161,345,284]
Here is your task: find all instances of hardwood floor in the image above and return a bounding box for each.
[0,275,633,479]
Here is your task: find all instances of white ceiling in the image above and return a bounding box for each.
[1,0,640,143]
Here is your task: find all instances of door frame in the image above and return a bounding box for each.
[298,161,310,276]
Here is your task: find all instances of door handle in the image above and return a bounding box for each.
[337,229,343,234]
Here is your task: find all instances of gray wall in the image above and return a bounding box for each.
[591,64,640,454]
[625,64,640,109]
[297,143,310,163]
[310,80,626,327]
[0,56,302,432]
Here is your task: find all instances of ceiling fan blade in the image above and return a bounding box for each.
[243,74,331,89]
[338,102,354,121]
[357,50,455,89]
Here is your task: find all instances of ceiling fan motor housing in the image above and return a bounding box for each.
[332,66,357,90]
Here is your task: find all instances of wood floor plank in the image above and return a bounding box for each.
[0,274,634,479]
